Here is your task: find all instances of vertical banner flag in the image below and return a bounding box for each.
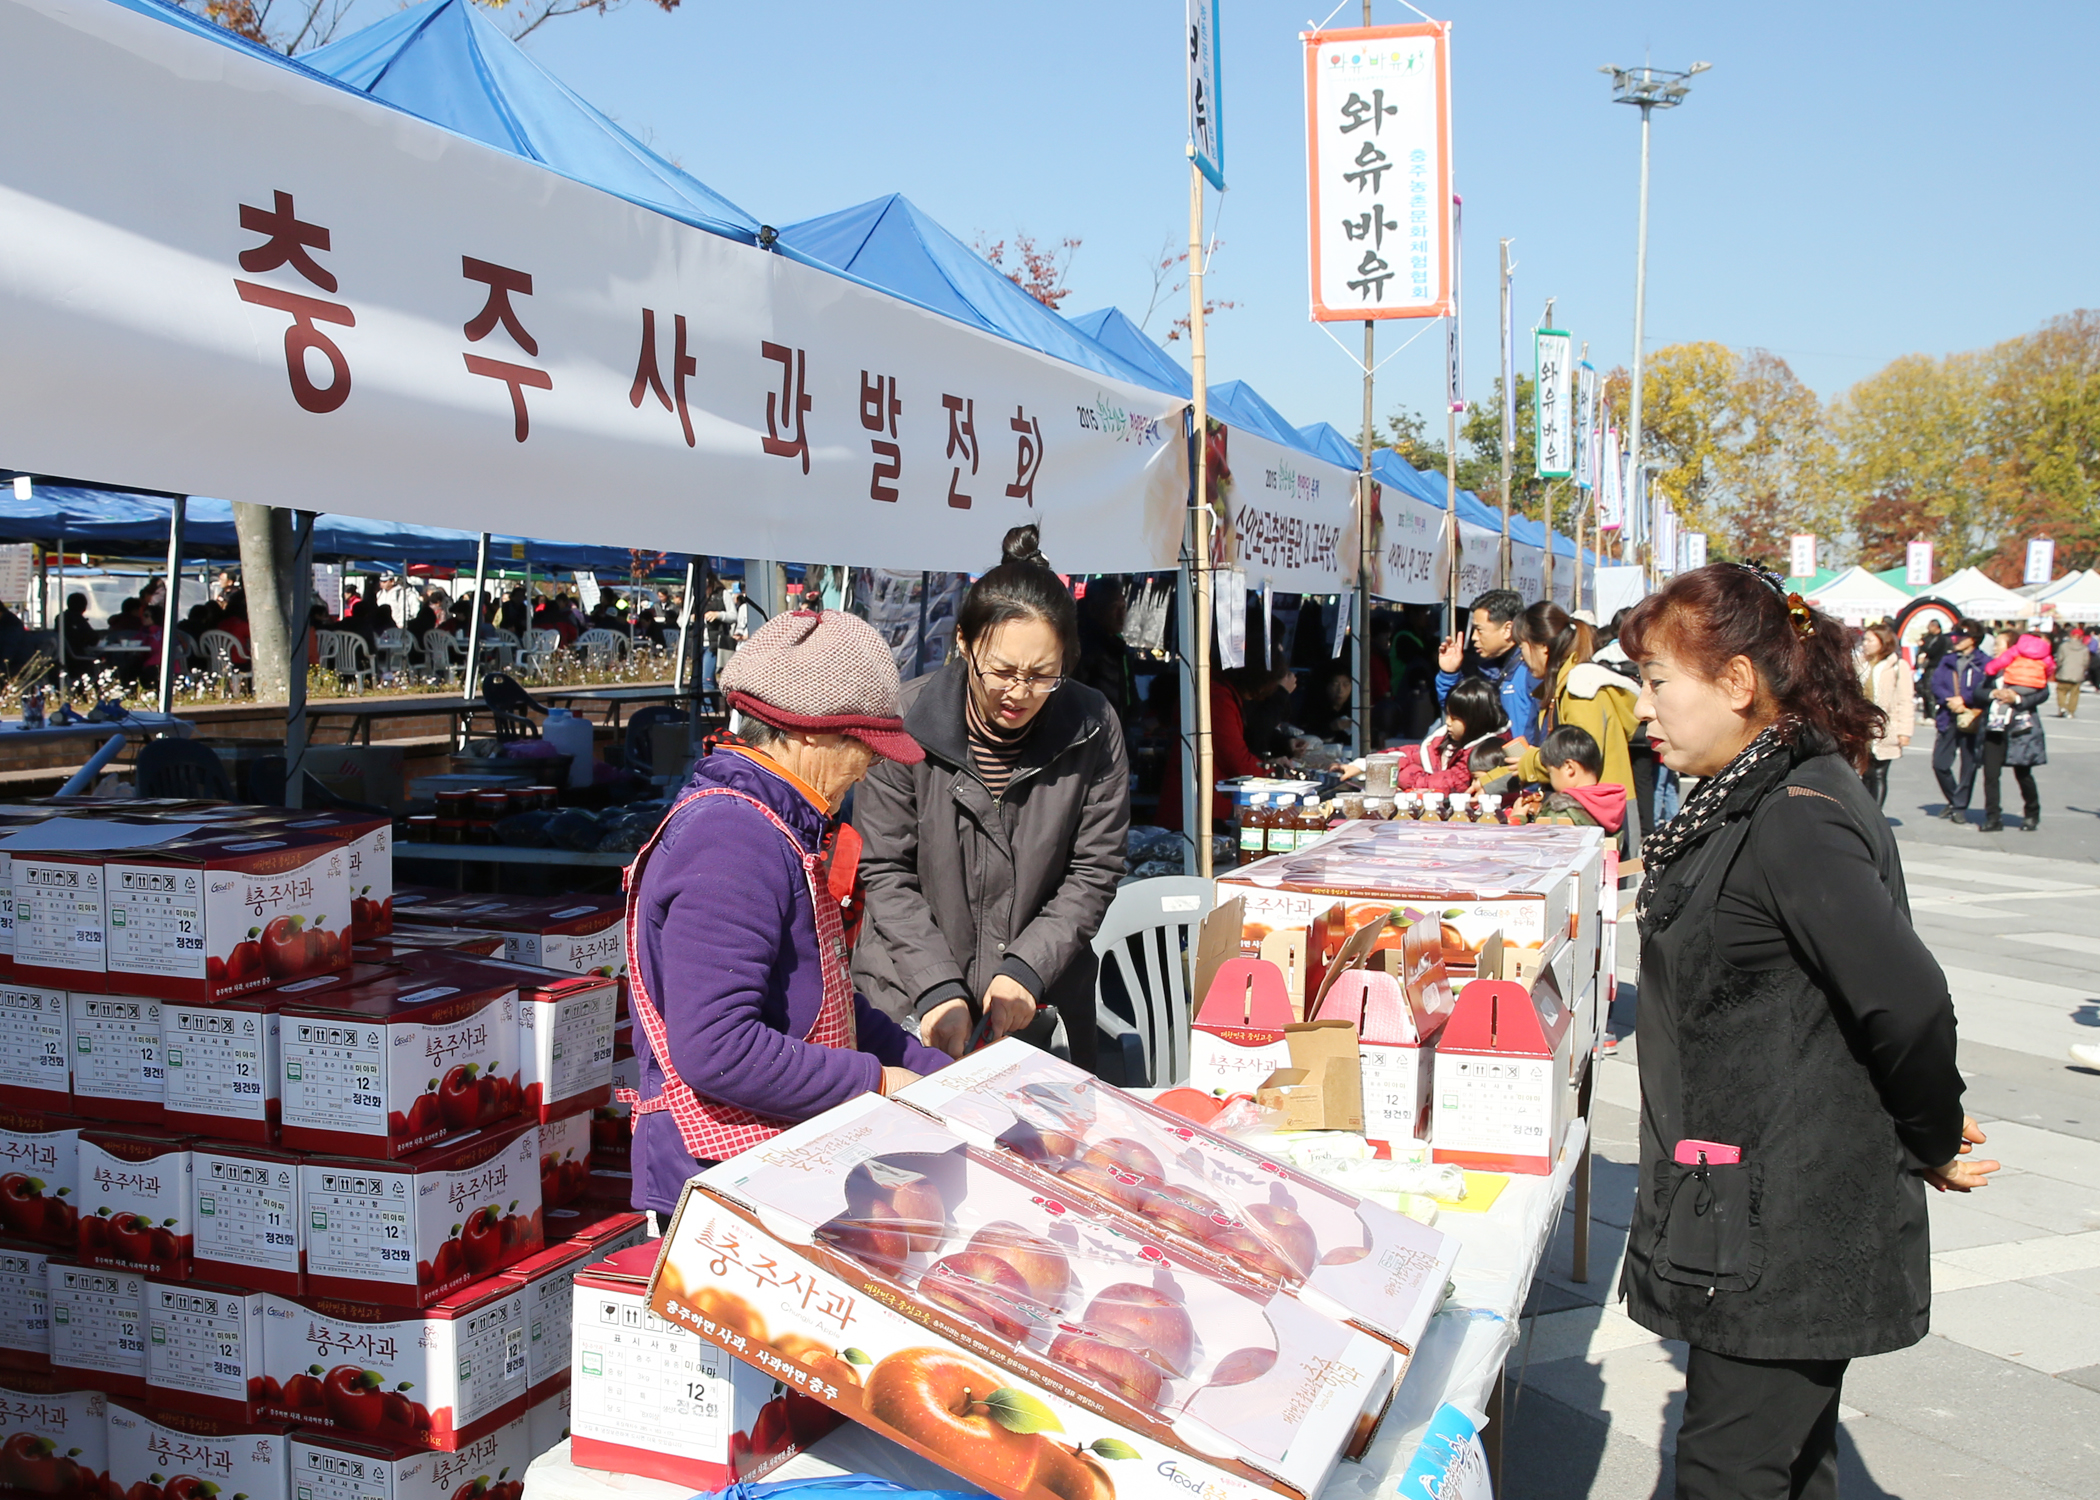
[1189,0,1224,189]
[1534,329,1572,479]
[1906,540,1934,587]
[1599,427,1623,528]
[1789,534,1817,581]
[1304,22,1454,321]
[1686,532,1708,570]
[2024,537,2055,586]
[1574,362,1596,489]
[1445,197,1464,412]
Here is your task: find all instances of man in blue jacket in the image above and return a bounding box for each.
[1928,618,1991,822]
[1435,588,1540,744]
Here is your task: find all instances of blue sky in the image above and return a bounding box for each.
[522,0,2098,448]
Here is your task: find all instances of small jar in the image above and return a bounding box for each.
[432,817,466,844]
[465,820,495,844]
[1366,797,1395,821]
[405,813,438,844]
[1338,793,1366,821]
[472,791,511,823]
[530,785,560,811]
[436,789,476,818]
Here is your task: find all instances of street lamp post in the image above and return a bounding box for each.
[1601,60,1708,577]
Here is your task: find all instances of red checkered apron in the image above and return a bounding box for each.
[616,785,857,1163]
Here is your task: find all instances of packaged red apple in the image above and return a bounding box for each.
[300,1125,542,1308]
[0,1374,108,1497]
[393,895,625,978]
[571,1245,811,1490]
[654,1095,1396,1500]
[0,984,73,1113]
[0,1246,53,1371]
[287,1410,528,1500]
[531,1114,592,1217]
[279,814,392,942]
[67,994,165,1125]
[191,1146,303,1298]
[0,1105,82,1250]
[279,959,523,1160]
[47,1259,148,1394]
[77,1131,192,1281]
[499,1241,592,1395]
[259,1279,529,1450]
[525,1383,568,1458]
[897,1040,1459,1361]
[162,997,282,1144]
[106,1400,289,1500]
[144,1282,266,1420]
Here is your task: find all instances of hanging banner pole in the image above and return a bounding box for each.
[156,495,187,714]
[1498,239,1513,587]
[1188,154,1214,879]
[1445,194,1463,635]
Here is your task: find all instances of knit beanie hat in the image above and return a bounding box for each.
[719,608,924,764]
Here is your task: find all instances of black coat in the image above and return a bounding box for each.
[1624,748,1966,1361]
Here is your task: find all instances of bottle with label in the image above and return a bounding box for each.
[1297,795,1327,847]
[1266,798,1298,856]
[1237,795,1269,865]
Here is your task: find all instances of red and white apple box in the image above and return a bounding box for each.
[300,1124,542,1310]
[585,1048,635,1175]
[395,953,615,1127]
[0,1104,82,1251]
[571,1246,802,1491]
[547,1207,647,1261]
[654,1094,1398,1500]
[352,931,504,965]
[1187,958,1296,1099]
[1430,972,1575,1177]
[103,829,353,1002]
[0,1245,53,1372]
[260,1277,531,1451]
[500,1241,592,1397]
[66,992,165,1125]
[192,1144,304,1298]
[279,958,523,1160]
[288,1412,529,1500]
[533,1115,591,1218]
[896,1039,1459,1365]
[277,814,393,942]
[163,995,282,1144]
[106,1399,291,1500]
[0,1373,109,1496]
[9,843,123,990]
[394,894,627,979]
[77,1129,193,1281]
[47,1258,149,1396]
[0,984,74,1114]
[144,1280,267,1421]
[1312,915,1453,1155]
[525,1382,568,1459]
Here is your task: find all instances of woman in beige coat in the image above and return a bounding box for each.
[1860,622,1915,807]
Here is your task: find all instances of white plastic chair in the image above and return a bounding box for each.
[515,628,562,679]
[481,628,521,670]
[331,631,377,692]
[423,628,468,684]
[574,628,627,672]
[315,631,344,674]
[373,628,411,679]
[1090,875,1216,1088]
[199,629,252,696]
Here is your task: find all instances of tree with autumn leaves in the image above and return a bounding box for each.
[1386,310,2100,584]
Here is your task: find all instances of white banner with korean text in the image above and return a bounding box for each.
[1189,0,1225,190]
[1366,484,1453,605]
[1206,420,1356,594]
[0,0,1190,576]
[1534,330,1571,479]
[1304,22,1453,322]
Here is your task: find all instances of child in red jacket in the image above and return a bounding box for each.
[1397,676,1510,792]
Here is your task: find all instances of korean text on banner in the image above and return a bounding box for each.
[1685,532,1708,570]
[1906,540,1934,587]
[0,0,1189,576]
[1444,196,1464,411]
[1207,421,1355,594]
[1534,329,1572,479]
[1790,534,1818,580]
[2025,537,2056,586]
[1303,22,1453,322]
[1598,427,1623,529]
[1575,362,1596,489]
[1188,0,1224,190]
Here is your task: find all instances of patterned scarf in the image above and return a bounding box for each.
[1636,719,1797,931]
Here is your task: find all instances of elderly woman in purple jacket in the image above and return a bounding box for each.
[624,608,951,1218]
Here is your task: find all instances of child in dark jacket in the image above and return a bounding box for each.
[1537,725,1627,833]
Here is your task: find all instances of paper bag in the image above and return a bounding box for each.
[1189,957,1295,1097]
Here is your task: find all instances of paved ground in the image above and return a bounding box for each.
[1500,703,2100,1499]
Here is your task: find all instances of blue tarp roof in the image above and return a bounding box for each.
[1066,308,1193,399]
[299,0,759,243]
[1206,381,1325,458]
[1296,422,1365,470]
[776,198,1161,387]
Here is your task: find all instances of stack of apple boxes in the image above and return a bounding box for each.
[0,806,650,1500]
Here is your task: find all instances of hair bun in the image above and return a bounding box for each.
[1000,524,1049,570]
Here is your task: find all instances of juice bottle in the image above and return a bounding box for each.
[1237,795,1269,865]
[1298,795,1327,846]
[1266,794,1298,856]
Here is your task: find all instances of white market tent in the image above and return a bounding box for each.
[1931,567,2037,621]
[1806,565,1912,624]
[2036,570,2100,623]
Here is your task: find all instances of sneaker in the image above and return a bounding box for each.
[2072,1043,2100,1070]
[1981,817,2004,833]
[1596,1034,1621,1058]
[2022,814,2040,832]
[1942,807,1965,822]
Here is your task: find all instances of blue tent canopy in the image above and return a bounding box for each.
[298,0,759,243]
[1066,308,1192,399]
[1295,422,1365,470]
[776,198,1160,388]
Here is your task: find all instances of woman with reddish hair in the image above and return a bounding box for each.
[1617,563,1997,1500]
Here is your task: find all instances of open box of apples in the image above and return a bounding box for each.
[650,1093,1395,1500]
[894,1041,1456,1360]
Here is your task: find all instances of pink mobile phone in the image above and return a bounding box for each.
[1674,1139,1742,1166]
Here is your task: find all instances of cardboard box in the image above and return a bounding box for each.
[352,933,504,964]
[1254,1023,1363,1132]
[0,1374,107,1495]
[47,1259,149,1394]
[261,1279,530,1450]
[104,829,353,1001]
[652,1095,1395,1500]
[145,1280,267,1419]
[77,1130,193,1280]
[501,1241,593,1393]
[192,1145,305,1297]
[163,995,282,1143]
[107,1400,290,1500]
[67,993,165,1125]
[1187,958,1295,1098]
[393,895,625,979]
[0,984,73,1113]
[0,1105,82,1250]
[288,1413,529,1500]
[300,1124,542,1308]
[280,959,523,1160]
[1311,918,1454,1154]
[535,1114,591,1215]
[299,745,407,818]
[0,1245,53,1371]
[587,1049,636,1174]
[281,814,393,941]
[897,1040,1458,1361]
[1430,969,1575,1176]
[10,849,114,989]
[394,953,615,1126]
[550,1208,647,1261]
[571,1245,812,1490]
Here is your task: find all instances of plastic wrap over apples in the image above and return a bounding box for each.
[708,1107,1367,1466]
[895,1041,1458,1357]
